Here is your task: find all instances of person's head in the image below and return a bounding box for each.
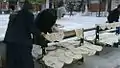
[117,4,120,11]
[22,0,33,12]
[9,4,15,11]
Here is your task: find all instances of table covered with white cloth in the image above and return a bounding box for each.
[32,38,102,68]
[86,32,120,46]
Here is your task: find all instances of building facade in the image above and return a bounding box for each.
[88,0,120,12]
[0,0,120,12]
[111,0,120,10]
[88,0,106,12]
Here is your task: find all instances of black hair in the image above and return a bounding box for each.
[117,4,120,8]
[9,4,15,11]
[22,0,33,10]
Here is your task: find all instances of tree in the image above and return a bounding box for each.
[29,0,45,4]
[0,0,8,2]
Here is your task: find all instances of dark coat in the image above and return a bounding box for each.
[35,9,57,34]
[4,9,46,46]
[107,8,120,23]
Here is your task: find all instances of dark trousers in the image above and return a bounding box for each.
[108,18,119,23]
[69,9,73,16]
[6,42,34,68]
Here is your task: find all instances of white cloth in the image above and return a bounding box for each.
[76,47,96,56]
[99,33,118,45]
[43,56,64,68]
[83,42,103,51]
[32,39,101,68]
[86,33,119,45]
[75,29,84,38]
[44,31,64,42]
[32,45,42,59]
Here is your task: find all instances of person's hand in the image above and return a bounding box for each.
[38,35,49,47]
[33,34,49,47]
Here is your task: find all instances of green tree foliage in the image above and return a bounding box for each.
[0,0,4,2]
[0,0,46,4]
[1,0,16,2]
[29,0,45,4]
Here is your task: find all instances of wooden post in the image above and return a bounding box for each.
[95,26,99,45]
[98,0,102,17]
